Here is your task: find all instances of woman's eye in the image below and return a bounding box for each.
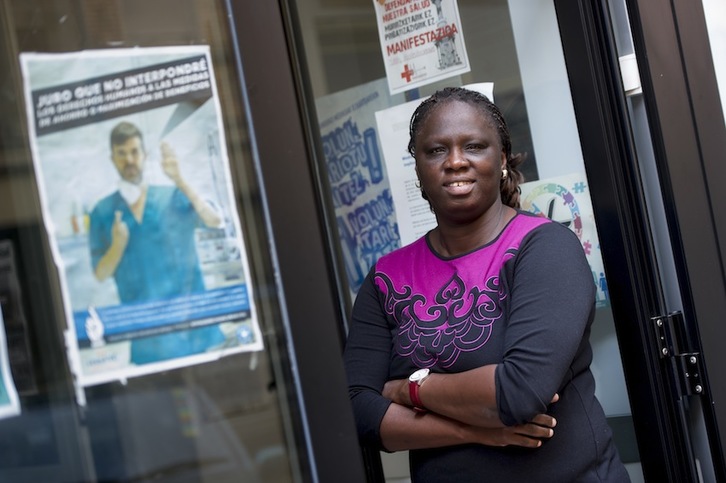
[466,144,485,151]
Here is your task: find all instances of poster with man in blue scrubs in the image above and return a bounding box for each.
[19,46,263,388]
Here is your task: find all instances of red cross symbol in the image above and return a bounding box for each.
[400,64,414,82]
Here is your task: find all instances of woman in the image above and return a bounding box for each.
[343,87,629,482]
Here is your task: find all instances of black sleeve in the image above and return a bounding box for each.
[495,222,596,425]
[342,268,393,448]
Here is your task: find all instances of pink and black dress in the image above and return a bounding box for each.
[344,211,629,482]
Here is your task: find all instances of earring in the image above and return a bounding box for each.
[415,179,422,188]
[501,168,508,180]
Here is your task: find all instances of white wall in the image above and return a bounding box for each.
[507,0,585,179]
[703,0,726,121]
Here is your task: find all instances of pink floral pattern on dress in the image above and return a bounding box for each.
[377,268,507,368]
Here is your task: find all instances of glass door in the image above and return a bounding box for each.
[0,1,352,481]
[284,0,644,481]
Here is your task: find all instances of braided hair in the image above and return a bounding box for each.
[407,87,525,208]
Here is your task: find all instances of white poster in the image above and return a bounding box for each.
[316,78,404,295]
[0,305,21,419]
[373,0,471,95]
[375,83,493,246]
[20,46,264,389]
[520,173,610,308]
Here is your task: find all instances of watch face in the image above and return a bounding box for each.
[409,368,430,383]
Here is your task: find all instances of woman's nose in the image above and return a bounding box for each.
[444,147,468,169]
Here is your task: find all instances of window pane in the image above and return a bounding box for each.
[0,1,302,481]
[289,0,642,480]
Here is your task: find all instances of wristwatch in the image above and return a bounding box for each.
[408,368,430,412]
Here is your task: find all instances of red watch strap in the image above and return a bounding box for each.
[409,380,426,411]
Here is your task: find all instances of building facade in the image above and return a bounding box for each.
[0,1,724,482]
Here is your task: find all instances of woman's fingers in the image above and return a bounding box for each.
[496,423,553,448]
[530,413,557,428]
[514,421,555,440]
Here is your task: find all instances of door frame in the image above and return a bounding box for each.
[225,1,367,481]
[556,0,726,481]
[624,0,726,476]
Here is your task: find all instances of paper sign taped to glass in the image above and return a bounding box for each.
[520,173,610,308]
[315,78,405,298]
[372,0,471,95]
[19,46,264,389]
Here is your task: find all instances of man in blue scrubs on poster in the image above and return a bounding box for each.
[89,120,224,363]
[90,120,221,302]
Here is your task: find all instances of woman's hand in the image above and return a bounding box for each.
[378,392,559,452]
[469,413,556,448]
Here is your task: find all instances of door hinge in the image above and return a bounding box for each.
[652,311,705,397]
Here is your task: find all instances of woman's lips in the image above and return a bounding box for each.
[443,180,474,195]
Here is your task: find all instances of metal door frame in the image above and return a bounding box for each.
[226,1,368,482]
[556,0,726,481]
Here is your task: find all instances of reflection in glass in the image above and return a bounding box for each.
[0,1,300,481]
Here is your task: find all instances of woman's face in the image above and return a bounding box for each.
[413,100,506,224]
